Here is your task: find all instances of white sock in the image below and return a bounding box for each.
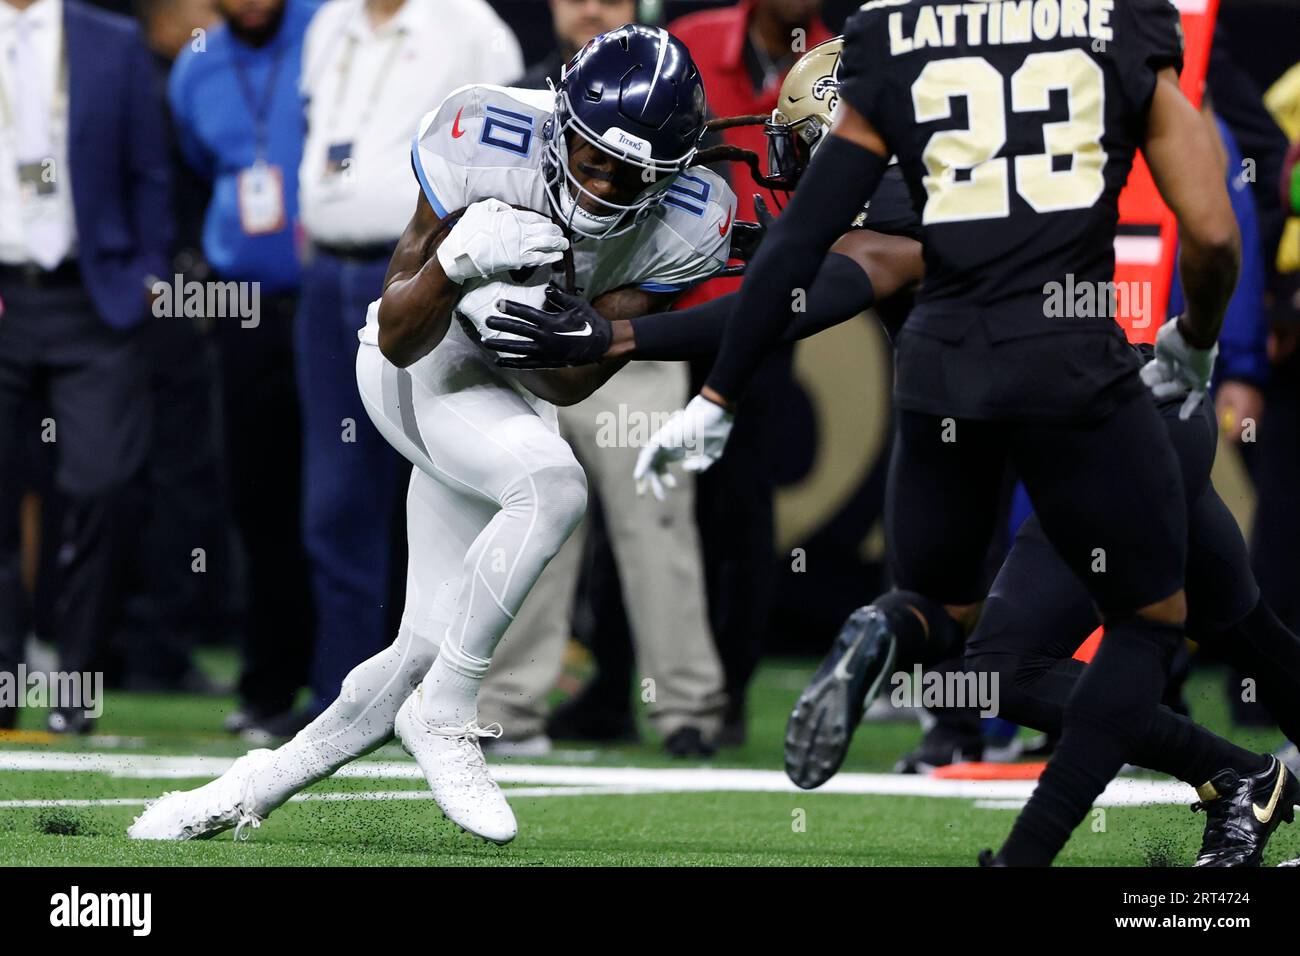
[419,641,491,726]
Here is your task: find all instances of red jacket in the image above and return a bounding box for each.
[668,0,833,305]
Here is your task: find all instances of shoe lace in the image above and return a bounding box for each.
[188,758,266,841]
[426,720,504,785]
[427,720,504,741]
[1190,790,1247,857]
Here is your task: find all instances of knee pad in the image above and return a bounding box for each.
[506,463,588,548]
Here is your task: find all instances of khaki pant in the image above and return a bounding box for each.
[481,361,726,739]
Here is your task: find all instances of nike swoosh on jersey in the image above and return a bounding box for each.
[1253,765,1287,823]
[451,107,466,139]
[718,206,734,237]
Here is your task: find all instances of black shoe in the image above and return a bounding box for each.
[546,698,638,744]
[240,704,321,743]
[1192,756,1299,867]
[977,849,1006,867]
[665,726,715,758]
[784,606,898,790]
[47,708,95,735]
[223,705,277,735]
[716,714,747,749]
[894,721,983,774]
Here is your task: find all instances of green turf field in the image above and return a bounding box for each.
[1,653,1296,866]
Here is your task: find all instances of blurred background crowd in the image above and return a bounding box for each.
[0,0,1297,761]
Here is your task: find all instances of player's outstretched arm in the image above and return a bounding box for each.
[485,228,917,366]
[701,104,890,408]
[504,286,677,406]
[1144,68,1241,348]
[376,191,462,368]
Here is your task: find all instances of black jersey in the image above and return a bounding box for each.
[857,164,925,242]
[840,0,1182,322]
[838,0,1183,420]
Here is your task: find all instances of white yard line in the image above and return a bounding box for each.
[0,785,665,810]
[0,749,1192,806]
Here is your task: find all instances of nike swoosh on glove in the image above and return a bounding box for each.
[481,284,612,369]
[633,394,734,500]
[435,198,569,284]
[1139,316,1219,421]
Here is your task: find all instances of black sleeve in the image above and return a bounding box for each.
[630,253,876,361]
[704,136,887,401]
[1116,0,1185,114]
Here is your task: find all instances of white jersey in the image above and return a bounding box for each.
[359,83,735,346]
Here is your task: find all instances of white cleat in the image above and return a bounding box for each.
[128,749,273,841]
[394,689,517,845]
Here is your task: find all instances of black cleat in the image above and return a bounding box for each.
[784,606,897,789]
[977,848,1005,867]
[664,726,716,758]
[893,721,983,774]
[1192,756,1300,867]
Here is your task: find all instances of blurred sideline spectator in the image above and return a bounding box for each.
[0,0,171,731]
[121,0,227,694]
[516,0,624,88]
[669,0,829,745]
[169,0,317,738]
[1250,60,1300,642]
[480,0,727,758]
[293,0,521,718]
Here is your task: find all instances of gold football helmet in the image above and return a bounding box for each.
[765,37,843,190]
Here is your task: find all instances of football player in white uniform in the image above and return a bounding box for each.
[129,25,735,846]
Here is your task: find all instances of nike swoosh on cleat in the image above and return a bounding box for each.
[1254,765,1287,823]
[832,626,873,682]
[451,107,466,139]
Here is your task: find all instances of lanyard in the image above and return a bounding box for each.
[231,39,289,160]
[325,22,406,137]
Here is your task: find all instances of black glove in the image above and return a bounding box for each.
[718,194,775,277]
[482,283,613,369]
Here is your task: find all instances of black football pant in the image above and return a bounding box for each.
[887,388,1199,865]
[214,291,314,716]
[961,390,1280,773]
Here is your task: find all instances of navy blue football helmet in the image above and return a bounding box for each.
[542,24,708,238]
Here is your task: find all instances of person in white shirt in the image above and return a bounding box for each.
[291,0,522,723]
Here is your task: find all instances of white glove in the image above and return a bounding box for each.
[633,394,734,500]
[436,198,568,284]
[1139,317,1219,420]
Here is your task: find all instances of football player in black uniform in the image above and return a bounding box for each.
[482,35,1300,866]
[497,4,1269,866]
